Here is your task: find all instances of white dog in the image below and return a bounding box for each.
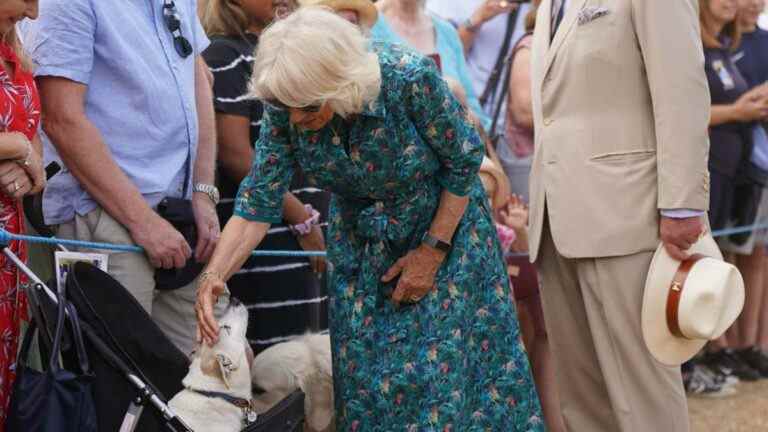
[169,299,255,432]
[251,333,334,432]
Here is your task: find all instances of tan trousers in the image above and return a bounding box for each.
[55,208,228,357]
[537,226,689,432]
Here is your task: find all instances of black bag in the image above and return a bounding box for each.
[7,284,97,432]
[155,197,204,290]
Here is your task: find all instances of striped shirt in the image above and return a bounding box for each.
[203,34,330,353]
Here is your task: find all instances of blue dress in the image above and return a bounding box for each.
[235,42,542,431]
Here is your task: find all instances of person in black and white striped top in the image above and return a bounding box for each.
[200,0,330,354]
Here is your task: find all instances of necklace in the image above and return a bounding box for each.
[329,123,341,146]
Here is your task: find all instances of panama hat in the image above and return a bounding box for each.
[642,233,744,366]
[298,0,378,29]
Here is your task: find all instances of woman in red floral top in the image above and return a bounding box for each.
[0,0,47,427]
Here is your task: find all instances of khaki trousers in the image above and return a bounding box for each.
[537,225,689,432]
[56,208,228,357]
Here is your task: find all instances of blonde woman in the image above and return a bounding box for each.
[201,0,331,355]
[197,7,542,430]
[0,0,46,426]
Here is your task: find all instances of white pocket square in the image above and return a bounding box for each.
[578,6,610,25]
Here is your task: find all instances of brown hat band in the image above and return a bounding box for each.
[666,254,706,338]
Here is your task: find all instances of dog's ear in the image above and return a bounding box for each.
[216,353,237,389]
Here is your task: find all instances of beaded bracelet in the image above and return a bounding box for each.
[289,204,321,236]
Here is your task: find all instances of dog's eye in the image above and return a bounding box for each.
[220,325,232,336]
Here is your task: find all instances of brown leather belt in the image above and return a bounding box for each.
[666,254,706,338]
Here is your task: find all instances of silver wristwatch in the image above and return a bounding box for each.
[193,183,220,205]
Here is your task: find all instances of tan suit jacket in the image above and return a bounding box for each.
[528,0,711,261]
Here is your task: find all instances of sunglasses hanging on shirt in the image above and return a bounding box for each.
[162,0,193,58]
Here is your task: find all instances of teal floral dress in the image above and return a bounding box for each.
[235,42,543,431]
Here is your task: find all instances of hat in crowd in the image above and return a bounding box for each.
[478,157,510,210]
[642,233,744,366]
[298,0,378,29]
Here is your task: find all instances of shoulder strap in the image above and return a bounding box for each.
[488,31,533,144]
[479,9,521,108]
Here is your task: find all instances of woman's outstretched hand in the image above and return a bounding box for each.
[196,271,227,345]
[381,244,446,306]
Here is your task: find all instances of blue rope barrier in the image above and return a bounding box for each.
[711,223,768,238]
[1,222,768,260]
[0,228,327,257]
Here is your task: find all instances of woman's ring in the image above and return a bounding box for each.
[409,294,421,303]
[13,181,19,192]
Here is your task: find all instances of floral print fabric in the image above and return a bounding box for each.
[236,42,542,431]
[0,42,39,428]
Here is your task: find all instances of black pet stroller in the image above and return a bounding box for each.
[3,244,306,432]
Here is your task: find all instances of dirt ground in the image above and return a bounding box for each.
[689,380,768,432]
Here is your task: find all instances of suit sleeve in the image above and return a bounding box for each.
[632,0,710,211]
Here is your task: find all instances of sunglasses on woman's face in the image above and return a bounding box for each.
[263,99,324,113]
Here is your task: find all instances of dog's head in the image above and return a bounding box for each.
[186,298,253,397]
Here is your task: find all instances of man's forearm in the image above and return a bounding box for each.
[44,115,153,230]
[193,56,217,186]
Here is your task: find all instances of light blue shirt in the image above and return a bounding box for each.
[371,14,491,129]
[22,0,209,225]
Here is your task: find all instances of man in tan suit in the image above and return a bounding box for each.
[529,0,710,430]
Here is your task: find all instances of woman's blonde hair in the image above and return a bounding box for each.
[700,0,742,51]
[249,6,381,118]
[200,0,249,37]
[2,28,32,71]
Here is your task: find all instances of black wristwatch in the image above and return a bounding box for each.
[422,233,452,253]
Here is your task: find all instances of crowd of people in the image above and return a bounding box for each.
[683,0,768,398]
[0,0,766,430]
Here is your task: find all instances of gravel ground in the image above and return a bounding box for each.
[689,380,768,432]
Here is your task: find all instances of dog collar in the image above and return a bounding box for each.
[189,388,259,425]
